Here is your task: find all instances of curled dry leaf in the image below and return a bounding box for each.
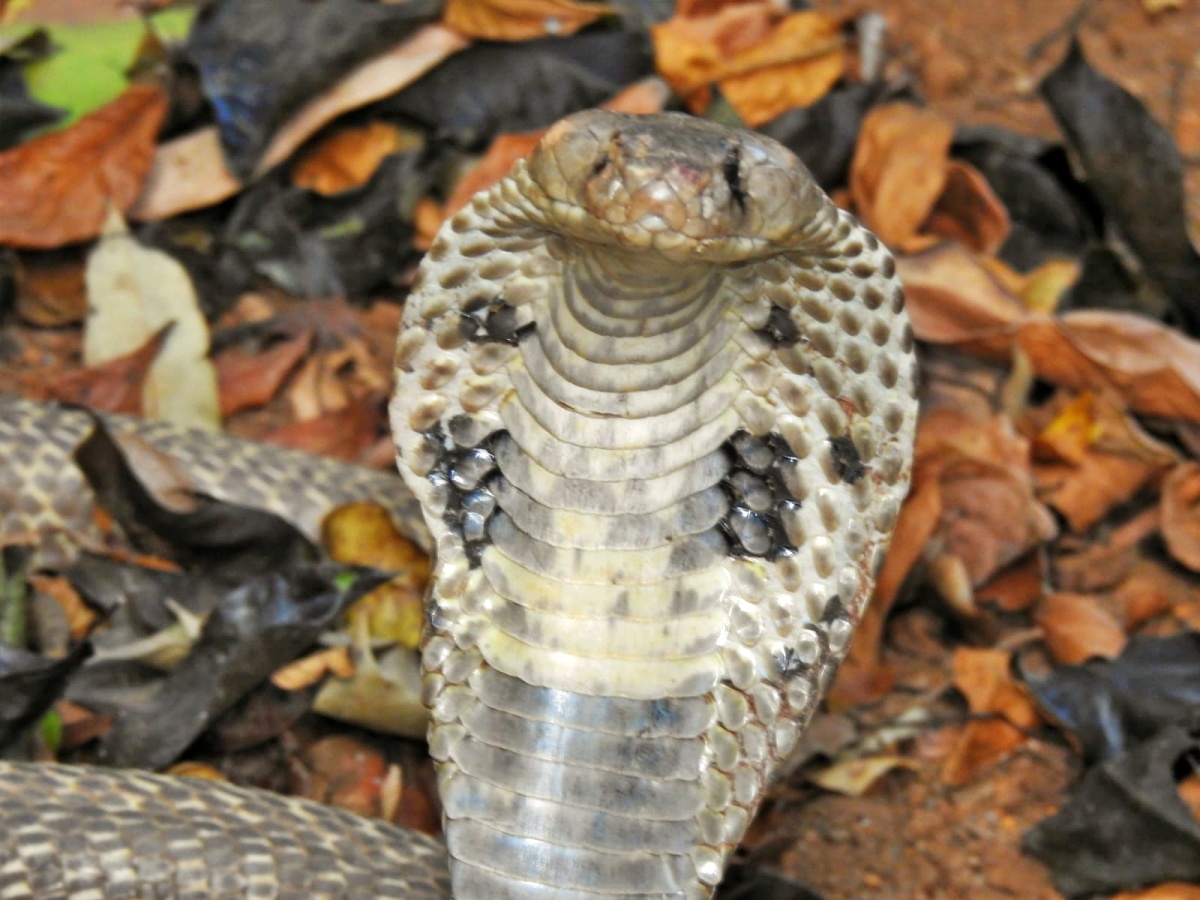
[896,243,1027,347]
[652,4,844,125]
[271,645,355,691]
[1161,463,1200,573]
[292,122,422,196]
[0,84,167,248]
[215,326,315,418]
[849,103,953,252]
[1035,591,1127,665]
[323,502,430,649]
[807,755,918,797]
[443,0,609,40]
[130,25,469,220]
[84,210,220,433]
[942,647,1041,787]
[24,325,170,415]
[1031,391,1175,533]
[903,245,1200,424]
[923,158,1010,255]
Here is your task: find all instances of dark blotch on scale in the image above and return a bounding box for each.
[720,429,803,560]
[758,304,801,347]
[460,297,536,346]
[423,424,507,567]
[828,434,866,484]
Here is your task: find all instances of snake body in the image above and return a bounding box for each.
[0,111,916,899]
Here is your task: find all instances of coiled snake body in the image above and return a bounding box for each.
[0,111,916,899]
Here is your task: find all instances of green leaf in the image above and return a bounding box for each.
[21,7,195,127]
[39,710,63,755]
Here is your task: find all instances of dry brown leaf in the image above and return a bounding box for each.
[1020,258,1081,315]
[29,574,96,641]
[1112,885,1200,900]
[1037,448,1161,534]
[15,252,88,327]
[130,25,468,220]
[265,397,385,464]
[652,4,844,125]
[896,244,1027,347]
[1113,560,1194,629]
[324,501,431,649]
[23,324,170,414]
[1035,591,1127,665]
[807,755,918,797]
[942,647,1041,786]
[975,555,1044,613]
[1161,462,1200,572]
[1017,312,1200,423]
[0,84,167,248]
[1031,392,1103,465]
[923,158,1010,254]
[603,76,673,116]
[271,645,355,691]
[292,122,420,195]
[215,326,314,417]
[443,0,608,40]
[849,103,954,252]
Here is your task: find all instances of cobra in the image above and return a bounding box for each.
[0,110,917,899]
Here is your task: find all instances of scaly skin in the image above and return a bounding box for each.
[391,110,917,898]
[0,111,916,899]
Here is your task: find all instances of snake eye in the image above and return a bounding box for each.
[590,154,611,177]
[723,146,747,213]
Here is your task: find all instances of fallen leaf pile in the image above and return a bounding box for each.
[1,1,1199,897]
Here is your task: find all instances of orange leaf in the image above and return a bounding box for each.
[22,324,171,414]
[849,103,954,251]
[443,0,609,40]
[215,327,314,417]
[292,122,418,195]
[652,5,844,125]
[896,244,1028,346]
[1161,462,1200,572]
[1111,885,1200,900]
[1035,592,1126,665]
[923,158,1010,254]
[0,84,167,248]
[1033,392,1103,465]
[942,647,1041,786]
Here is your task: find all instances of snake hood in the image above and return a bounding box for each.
[393,110,917,897]
[517,110,836,262]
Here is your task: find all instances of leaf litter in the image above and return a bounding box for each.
[1,1,1200,897]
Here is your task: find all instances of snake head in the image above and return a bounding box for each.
[523,110,830,263]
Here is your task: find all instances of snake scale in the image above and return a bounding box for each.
[0,111,917,899]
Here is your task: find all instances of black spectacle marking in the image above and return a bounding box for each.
[758,304,800,347]
[719,430,803,560]
[828,435,866,484]
[723,145,746,214]
[425,426,509,568]
[461,298,536,346]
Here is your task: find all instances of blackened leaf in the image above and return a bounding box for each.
[0,60,64,150]
[0,642,92,753]
[1039,39,1200,336]
[72,414,319,581]
[717,865,824,900]
[96,564,388,769]
[0,547,92,752]
[382,32,653,149]
[759,82,908,191]
[1023,726,1200,898]
[1018,632,1200,764]
[218,150,430,298]
[187,0,442,178]
[1062,244,1170,320]
[952,126,1098,271]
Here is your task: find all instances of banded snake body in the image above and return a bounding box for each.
[0,111,917,899]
